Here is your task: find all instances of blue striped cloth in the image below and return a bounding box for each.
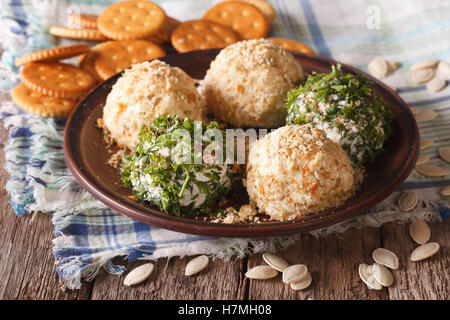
[0,0,449,289]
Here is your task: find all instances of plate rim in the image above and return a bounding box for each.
[63,50,419,238]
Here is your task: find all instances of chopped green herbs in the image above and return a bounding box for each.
[121,115,237,217]
[285,64,394,167]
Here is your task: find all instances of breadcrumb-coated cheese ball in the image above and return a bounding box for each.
[200,39,304,128]
[246,124,355,221]
[103,60,204,148]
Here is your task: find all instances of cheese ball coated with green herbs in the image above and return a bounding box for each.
[121,115,236,217]
[285,64,393,167]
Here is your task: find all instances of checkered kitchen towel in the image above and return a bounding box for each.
[0,0,449,289]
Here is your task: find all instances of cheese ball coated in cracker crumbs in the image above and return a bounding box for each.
[246,124,355,221]
[200,39,304,128]
[103,60,205,149]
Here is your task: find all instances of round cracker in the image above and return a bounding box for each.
[67,13,99,29]
[92,40,166,80]
[203,1,269,40]
[268,38,316,54]
[171,20,239,53]
[12,83,77,117]
[97,0,166,40]
[21,62,96,99]
[15,44,90,67]
[49,26,109,41]
[79,52,102,82]
[226,0,276,24]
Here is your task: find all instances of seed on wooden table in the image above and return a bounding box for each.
[358,263,382,290]
[412,68,435,84]
[262,252,289,272]
[410,107,420,115]
[290,271,312,291]
[426,78,446,93]
[185,255,209,276]
[387,60,399,71]
[410,59,438,71]
[416,154,430,165]
[372,248,399,270]
[438,146,450,163]
[410,242,440,261]
[123,263,154,286]
[245,265,278,280]
[368,57,388,79]
[372,263,394,287]
[282,264,308,284]
[420,139,433,150]
[415,164,449,177]
[441,185,450,196]
[398,191,418,212]
[409,218,431,245]
[437,61,450,76]
[415,109,438,122]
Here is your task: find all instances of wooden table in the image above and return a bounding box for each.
[0,117,448,300]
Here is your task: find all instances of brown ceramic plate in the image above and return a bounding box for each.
[64,50,419,238]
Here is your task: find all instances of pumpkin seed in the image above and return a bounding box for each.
[415,164,449,177]
[290,271,312,291]
[368,57,388,79]
[410,242,440,261]
[438,146,450,163]
[372,263,394,287]
[437,61,450,76]
[185,255,209,276]
[415,109,438,123]
[245,265,278,280]
[416,154,430,165]
[282,264,308,284]
[420,139,433,150]
[441,185,450,196]
[410,59,439,71]
[262,252,289,272]
[372,248,399,270]
[426,77,446,93]
[409,218,431,245]
[387,60,399,71]
[412,68,435,84]
[398,191,418,212]
[123,263,154,286]
[358,263,382,290]
[410,107,420,115]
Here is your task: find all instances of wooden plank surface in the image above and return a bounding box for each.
[0,113,449,300]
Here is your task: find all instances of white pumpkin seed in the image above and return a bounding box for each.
[262,252,289,272]
[372,263,394,287]
[416,154,430,165]
[438,146,450,163]
[123,263,154,286]
[410,59,439,71]
[282,264,308,284]
[426,77,446,93]
[440,185,450,196]
[245,265,278,280]
[415,164,449,177]
[420,139,433,150]
[398,191,418,212]
[387,60,400,71]
[410,107,420,115]
[437,61,450,76]
[409,219,431,245]
[412,68,435,84]
[358,264,382,290]
[372,248,400,270]
[185,255,209,276]
[410,242,440,261]
[415,109,438,123]
[290,271,312,291]
[368,57,388,79]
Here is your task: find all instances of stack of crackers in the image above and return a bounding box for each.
[12,0,315,118]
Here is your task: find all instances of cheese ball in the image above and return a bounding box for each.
[103,60,204,149]
[200,39,304,128]
[246,124,355,221]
